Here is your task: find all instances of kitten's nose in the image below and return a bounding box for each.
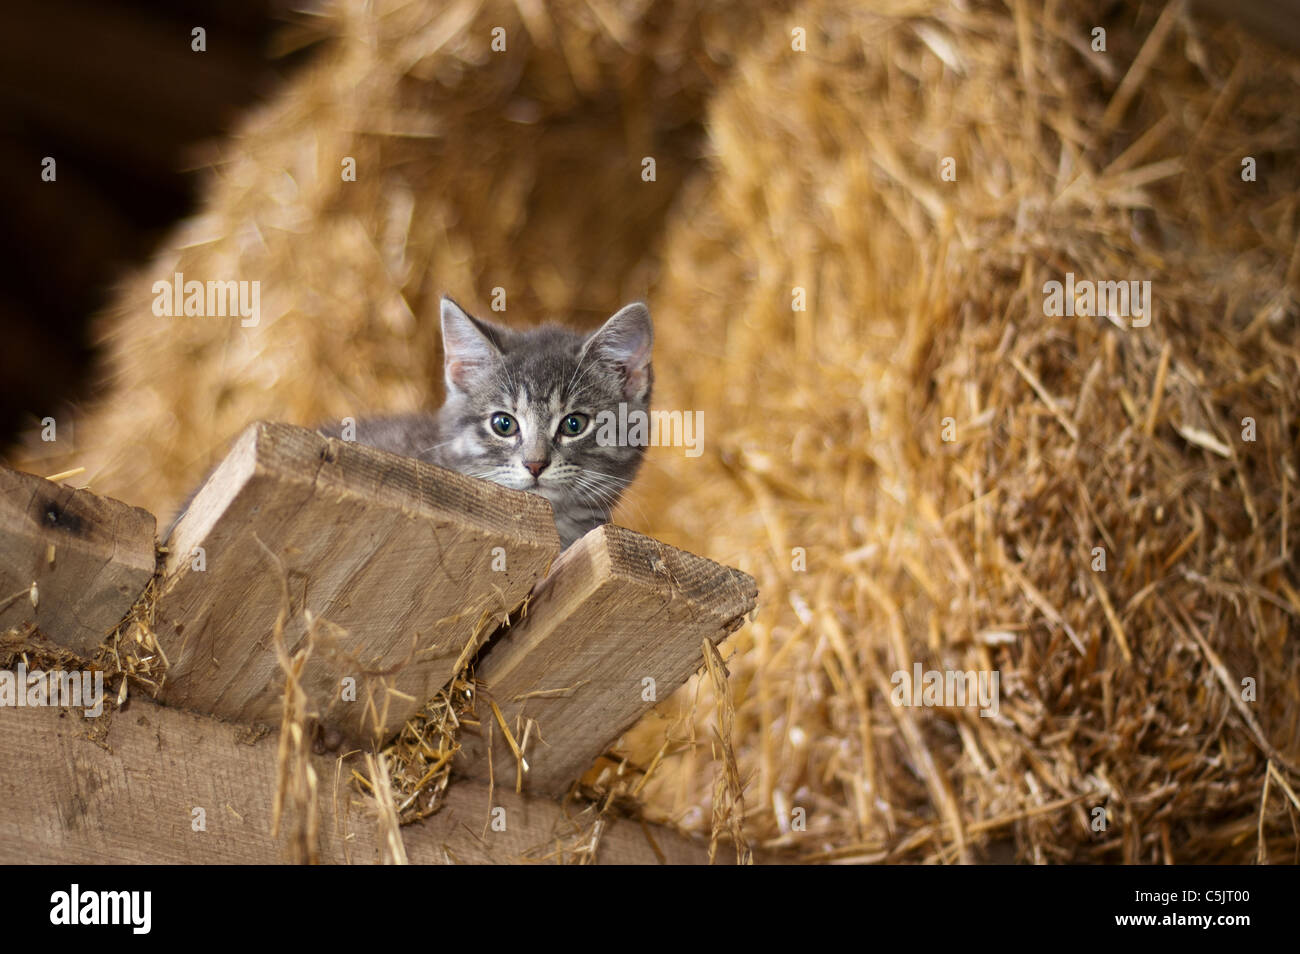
[523,459,549,478]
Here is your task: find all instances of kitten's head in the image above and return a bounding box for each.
[437,296,653,523]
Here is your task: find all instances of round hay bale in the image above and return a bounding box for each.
[625,0,1300,861]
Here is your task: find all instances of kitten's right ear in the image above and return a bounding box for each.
[441,297,502,393]
[585,302,653,402]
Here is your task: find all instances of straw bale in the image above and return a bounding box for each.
[624,0,1300,862]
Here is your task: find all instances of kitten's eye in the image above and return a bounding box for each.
[558,413,589,437]
[489,412,518,437]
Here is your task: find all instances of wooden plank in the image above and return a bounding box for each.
[457,524,757,796]
[0,696,713,864]
[0,466,155,657]
[156,421,561,740]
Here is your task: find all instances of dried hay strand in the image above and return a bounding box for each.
[363,672,475,824]
[362,751,410,864]
[1,555,169,739]
[258,536,321,864]
[97,564,169,704]
[703,637,750,864]
[619,0,1300,862]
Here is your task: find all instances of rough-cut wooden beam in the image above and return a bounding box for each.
[156,421,560,740]
[457,523,757,796]
[0,466,155,657]
[0,697,711,864]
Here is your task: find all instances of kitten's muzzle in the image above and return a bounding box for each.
[523,459,549,478]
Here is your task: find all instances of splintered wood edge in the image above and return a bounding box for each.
[464,523,759,792]
[477,522,759,681]
[166,420,562,571]
[595,523,758,626]
[476,523,757,675]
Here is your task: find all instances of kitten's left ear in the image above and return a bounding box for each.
[585,302,653,402]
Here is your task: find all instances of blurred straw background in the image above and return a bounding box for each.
[16,0,1300,862]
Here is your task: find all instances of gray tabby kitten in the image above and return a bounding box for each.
[325,297,653,548]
